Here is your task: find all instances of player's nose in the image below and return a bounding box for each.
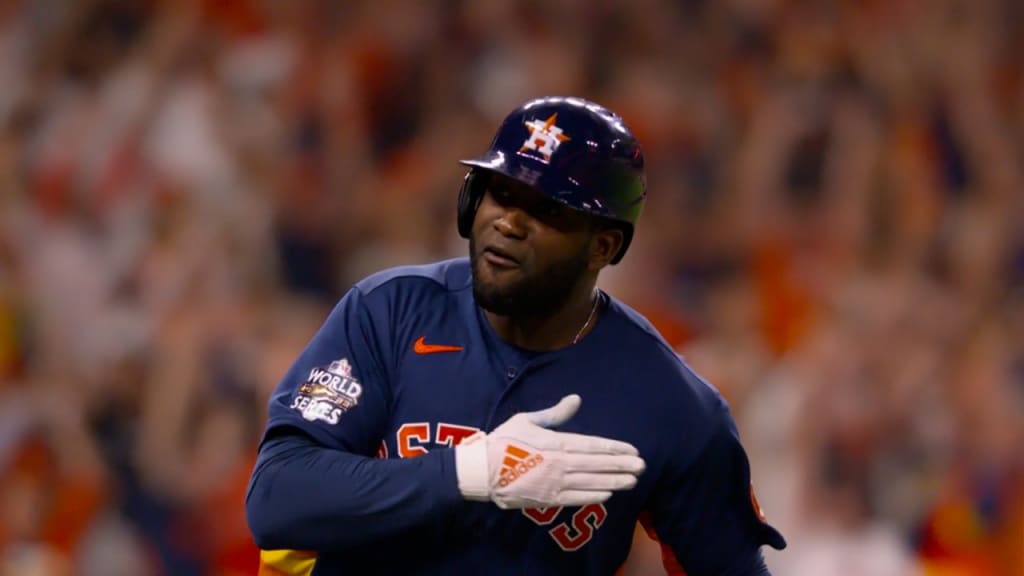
[494,206,529,239]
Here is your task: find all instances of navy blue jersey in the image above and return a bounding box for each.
[247,258,785,575]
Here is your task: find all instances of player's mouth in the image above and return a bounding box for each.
[482,246,520,269]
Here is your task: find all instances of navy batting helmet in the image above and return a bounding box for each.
[457,96,646,264]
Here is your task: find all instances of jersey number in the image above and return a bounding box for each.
[522,504,607,551]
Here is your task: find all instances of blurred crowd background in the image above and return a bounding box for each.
[0,0,1021,574]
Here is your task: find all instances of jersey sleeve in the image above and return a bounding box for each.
[247,285,463,551]
[644,406,786,576]
[261,285,391,454]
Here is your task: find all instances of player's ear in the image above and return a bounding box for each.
[588,225,624,271]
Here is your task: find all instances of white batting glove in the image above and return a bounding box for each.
[454,394,645,509]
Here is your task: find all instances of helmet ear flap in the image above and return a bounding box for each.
[457,170,488,238]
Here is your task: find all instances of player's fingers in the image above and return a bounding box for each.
[524,394,581,428]
[555,490,612,507]
[542,430,639,456]
[563,472,639,492]
[561,453,646,474]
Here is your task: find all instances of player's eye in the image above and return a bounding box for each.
[544,203,563,218]
[490,184,512,204]
[533,200,576,229]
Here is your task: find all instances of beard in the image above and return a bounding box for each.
[470,235,591,318]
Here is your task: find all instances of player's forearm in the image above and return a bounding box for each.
[245,431,462,550]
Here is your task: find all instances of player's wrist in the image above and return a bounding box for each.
[454,432,490,501]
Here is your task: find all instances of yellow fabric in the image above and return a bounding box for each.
[258,549,318,576]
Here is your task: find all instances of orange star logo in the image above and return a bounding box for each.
[520,113,570,162]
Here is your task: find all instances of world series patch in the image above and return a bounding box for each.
[290,358,363,425]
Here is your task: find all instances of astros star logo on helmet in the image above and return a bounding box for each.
[520,113,570,162]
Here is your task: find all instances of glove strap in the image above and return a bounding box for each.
[454,432,490,501]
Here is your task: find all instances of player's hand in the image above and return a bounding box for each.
[454,394,645,509]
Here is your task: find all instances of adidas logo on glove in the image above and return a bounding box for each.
[498,445,544,487]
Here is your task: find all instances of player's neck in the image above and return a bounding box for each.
[484,284,601,352]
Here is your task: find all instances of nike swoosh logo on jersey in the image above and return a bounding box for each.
[498,444,543,487]
[413,336,464,354]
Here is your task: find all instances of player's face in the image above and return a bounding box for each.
[470,174,595,317]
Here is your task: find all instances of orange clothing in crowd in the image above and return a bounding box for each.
[190,453,262,576]
[751,240,817,357]
[916,475,1024,576]
[0,438,106,561]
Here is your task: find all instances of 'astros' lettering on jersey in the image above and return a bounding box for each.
[258,258,785,575]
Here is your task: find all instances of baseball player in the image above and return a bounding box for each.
[246,96,786,575]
